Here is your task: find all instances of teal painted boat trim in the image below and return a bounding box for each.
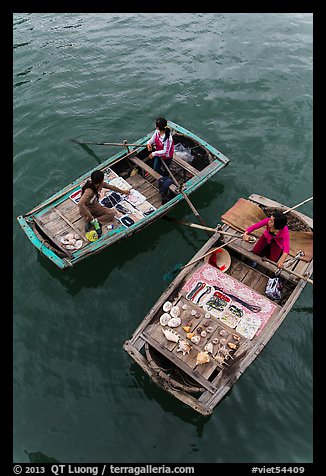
[168,121,230,165]
[17,215,68,269]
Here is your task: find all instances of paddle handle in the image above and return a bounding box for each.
[181,236,240,271]
[262,257,313,284]
[283,196,313,214]
[71,139,144,147]
[160,159,209,231]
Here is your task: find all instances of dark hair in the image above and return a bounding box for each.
[81,170,104,199]
[155,117,170,141]
[272,212,287,230]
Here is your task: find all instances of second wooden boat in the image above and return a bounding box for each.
[123,194,313,415]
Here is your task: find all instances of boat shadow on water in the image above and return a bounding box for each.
[129,361,209,432]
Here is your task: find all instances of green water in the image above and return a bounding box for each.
[13,13,313,463]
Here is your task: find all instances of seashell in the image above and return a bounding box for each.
[167,317,182,328]
[68,238,77,245]
[65,244,76,250]
[212,337,219,345]
[200,330,207,338]
[61,236,70,244]
[195,312,201,318]
[177,339,191,355]
[232,334,241,341]
[186,332,195,340]
[191,335,201,345]
[203,321,209,327]
[162,327,180,343]
[196,351,210,365]
[219,338,227,346]
[163,301,172,312]
[182,325,191,333]
[160,313,171,326]
[191,310,197,316]
[206,326,214,333]
[214,354,225,365]
[66,233,75,240]
[204,342,214,354]
[196,326,203,334]
[74,234,80,240]
[219,347,229,356]
[170,306,181,318]
[204,312,211,319]
[219,329,228,337]
[182,304,188,310]
[228,342,237,350]
[74,240,83,249]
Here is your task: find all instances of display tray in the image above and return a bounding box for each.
[236,314,262,340]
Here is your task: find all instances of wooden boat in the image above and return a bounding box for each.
[123,194,313,416]
[16,121,229,269]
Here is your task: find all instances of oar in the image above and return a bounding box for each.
[70,139,144,147]
[159,159,210,232]
[163,236,239,282]
[283,196,313,214]
[262,257,313,285]
[161,216,256,241]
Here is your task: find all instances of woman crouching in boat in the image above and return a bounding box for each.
[146,117,175,176]
[78,170,129,236]
[242,212,290,269]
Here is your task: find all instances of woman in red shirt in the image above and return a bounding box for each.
[242,212,290,269]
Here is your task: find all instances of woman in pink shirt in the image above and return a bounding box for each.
[146,117,174,176]
[242,212,290,269]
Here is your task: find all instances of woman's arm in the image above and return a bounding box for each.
[246,217,270,234]
[146,132,156,151]
[243,217,269,242]
[103,182,129,195]
[277,252,288,269]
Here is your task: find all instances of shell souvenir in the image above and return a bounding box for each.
[219,338,227,346]
[212,337,219,345]
[182,325,191,333]
[214,354,225,365]
[162,327,180,342]
[160,313,171,326]
[167,317,182,328]
[170,306,181,318]
[74,240,83,249]
[182,304,188,310]
[177,340,191,355]
[200,330,207,338]
[163,301,173,312]
[191,335,201,345]
[206,326,214,333]
[219,329,228,337]
[204,342,214,354]
[196,351,210,365]
[61,233,81,249]
[232,334,241,341]
[186,332,195,340]
[204,312,211,319]
[191,310,197,316]
[228,342,237,350]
